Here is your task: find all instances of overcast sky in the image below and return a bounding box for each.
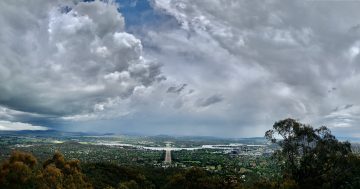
[1,0,360,137]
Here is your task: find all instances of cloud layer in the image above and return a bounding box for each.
[142,0,360,136]
[0,0,164,126]
[1,0,360,137]
[0,120,47,131]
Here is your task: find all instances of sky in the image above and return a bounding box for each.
[1,0,360,137]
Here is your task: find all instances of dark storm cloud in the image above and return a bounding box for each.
[2,0,360,137]
[167,83,187,94]
[143,0,360,136]
[196,95,224,108]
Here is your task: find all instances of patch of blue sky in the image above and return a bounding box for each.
[82,0,175,29]
[115,0,181,52]
[115,0,178,31]
[82,0,179,49]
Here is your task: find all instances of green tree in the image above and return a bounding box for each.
[164,167,224,189]
[265,118,360,189]
[118,180,139,189]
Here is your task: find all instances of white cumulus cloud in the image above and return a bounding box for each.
[0,120,48,131]
[0,0,164,122]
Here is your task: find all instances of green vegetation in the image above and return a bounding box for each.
[1,118,360,188]
[265,118,360,188]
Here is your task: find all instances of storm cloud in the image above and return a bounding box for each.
[196,95,223,108]
[167,83,187,94]
[1,0,360,137]
[142,0,360,136]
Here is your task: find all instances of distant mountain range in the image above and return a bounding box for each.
[1,130,359,143]
[0,129,265,141]
[0,129,115,137]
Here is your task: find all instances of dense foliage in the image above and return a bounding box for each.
[266,118,360,189]
[0,151,92,189]
[82,162,253,189]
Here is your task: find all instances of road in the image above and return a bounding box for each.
[164,149,172,164]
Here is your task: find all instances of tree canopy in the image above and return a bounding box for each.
[0,151,92,189]
[266,118,360,189]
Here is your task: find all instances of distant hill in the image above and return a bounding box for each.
[0,130,115,137]
[337,136,360,143]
